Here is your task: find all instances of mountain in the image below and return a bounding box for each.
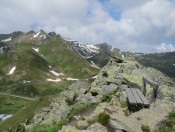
[66,38,124,68]
[1,30,175,131]
[9,53,174,132]
[134,52,175,78]
[0,30,102,97]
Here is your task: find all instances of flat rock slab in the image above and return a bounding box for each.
[130,101,173,131]
[109,114,142,132]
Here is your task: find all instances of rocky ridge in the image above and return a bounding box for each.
[24,56,175,132]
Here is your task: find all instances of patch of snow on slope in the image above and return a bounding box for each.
[92,75,97,79]
[32,48,39,52]
[21,80,31,84]
[32,47,48,60]
[173,64,175,66]
[66,78,79,81]
[40,54,47,60]
[61,36,99,58]
[33,31,41,38]
[111,46,114,51]
[2,37,11,42]
[79,44,99,53]
[0,46,8,53]
[122,55,125,59]
[50,70,63,76]
[47,78,61,82]
[6,66,16,75]
[91,61,100,69]
[40,35,46,39]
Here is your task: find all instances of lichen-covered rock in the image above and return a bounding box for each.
[29,56,175,131]
[77,120,89,129]
[109,114,142,132]
[86,122,107,132]
[130,101,173,131]
[102,84,118,94]
[32,81,94,126]
[60,125,80,132]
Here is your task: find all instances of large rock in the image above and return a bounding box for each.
[86,123,107,132]
[60,125,80,132]
[33,81,92,125]
[102,84,118,94]
[77,120,89,129]
[109,114,142,132]
[130,101,173,131]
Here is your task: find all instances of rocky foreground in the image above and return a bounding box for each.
[25,56,175,132]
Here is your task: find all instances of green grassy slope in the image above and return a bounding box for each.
[0,37,99,96]
[0,34,100,130]
[0,97,50,131]
[39,38,98,78]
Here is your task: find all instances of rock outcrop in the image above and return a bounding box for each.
[28,57,175,131]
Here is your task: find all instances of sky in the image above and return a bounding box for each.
[0,0,175,53]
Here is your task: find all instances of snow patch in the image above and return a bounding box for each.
[32,47,48,60]
[92,75,97,79]
[111,46,114,51]
[79,44,99,54]
[21,80,31,84]
[91,61,100,69]
[47,78,61,82]
[2,37,11,42]
[6,66,16,75]
[122,55,125,59]
[33,31,41,38]
[40,35,46,39]
[40,54,47,60]
[66,78,79,81]
[32,48,39,52]
[173,64,175,66]
[50,70,63,76]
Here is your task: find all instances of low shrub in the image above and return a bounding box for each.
[97,112,110,126]
[65,98,75,106]
[141,124,150,132]
[101,94,111,102]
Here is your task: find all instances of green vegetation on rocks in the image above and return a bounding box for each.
[141,124,151,132]
[97,112,110,126]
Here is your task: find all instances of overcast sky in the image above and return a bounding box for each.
[0,0,175,53]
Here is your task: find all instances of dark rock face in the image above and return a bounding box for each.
[26,31,35,35]
[0,31,23,40]
[0,42,10,53]
[48,32,56,36]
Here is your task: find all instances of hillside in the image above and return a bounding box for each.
[15,56,175,132]
[1,30,175,132]
[0,30,100,97]
[0,30,101,126]
[135,52,175,78]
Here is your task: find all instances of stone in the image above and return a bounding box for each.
[119,84,128,91]
[102,84,118,94]
[86,122,107,132]
[77,120,89,129]
[130,102,173,131]
[109,114,142,132]
[106,78,122,85]
[119,91,127,102]
[60,125,80,132]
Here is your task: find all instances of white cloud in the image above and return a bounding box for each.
[0,0,175,52]
[156,43,175,52]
